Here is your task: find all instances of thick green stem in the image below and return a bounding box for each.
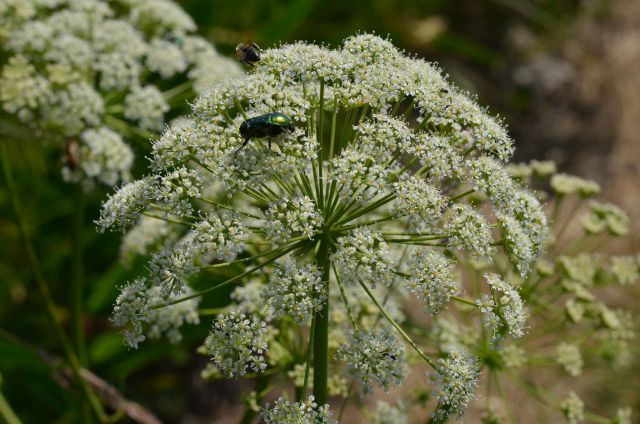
[312,236,331,406]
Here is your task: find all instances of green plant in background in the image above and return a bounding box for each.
[0,0,241,186]
[0,0,241,421]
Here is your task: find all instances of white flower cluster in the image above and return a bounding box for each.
[262,259,326,322]
[391,176,445,222]
[205,310,269,378]
[336,327,406,395]
[262,396,333,424]
[404,250,459,314]
[144,209,247,293]
[263,195,323,243]
[98,34,548,417]
[444,204,494,260]
[111,277,200,348]
[62,127,134,186]
[582,201,630,236]
[230,279,274,321]
[550,173,601,197]
[97,177,159,230]
[555,342,583,376]
[124,85,170,131]
[477,273,527,342]
[0,0,241,185]
[427,350,480,423]
[369,401,407,424]
[560,392,585,424]
[469,156,548,274]
[334,228,395,288]
[119,215,180,264]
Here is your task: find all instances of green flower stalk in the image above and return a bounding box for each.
[99,33,549,420]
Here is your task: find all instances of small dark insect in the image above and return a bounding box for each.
[166,32,185,47]
[236,41,261,66]
[63,138,80,170]
[236,112,294,154]
[440,88,449,94]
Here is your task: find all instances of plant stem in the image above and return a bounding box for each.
[312,236,331,405]
[0,389,21,424]
[301,316,316,400]
[238,375,271,424]
[356,276,437,369]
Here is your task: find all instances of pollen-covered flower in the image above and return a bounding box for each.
[0,0,241,186]
[336,327,406,395]
[262,396,332,424]
[479,273,527,341]
[262,259,326,322]
[205,310,269,378]
[427,350,480,423]
[404,249,459,314]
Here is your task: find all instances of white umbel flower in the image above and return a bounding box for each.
[336,327,406,395]
[205,310,269,378]
[479,273,527,341]
[427,350,480,423]
[262,396,332,424]
[405,250,459,314]
[111,277,200,348]
[262,259,326,322]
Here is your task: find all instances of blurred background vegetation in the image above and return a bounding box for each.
[1,0,638,422]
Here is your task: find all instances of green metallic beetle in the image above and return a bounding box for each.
[236,112,294,153]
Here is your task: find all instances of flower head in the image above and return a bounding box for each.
[205,310,269,378]
[98,36,547,410]
[560,392,584,424]
[262,396,332,424]
[262,259,326,322]
[478,273,527,342]
[336,327,406,395]
[427,350,480,423]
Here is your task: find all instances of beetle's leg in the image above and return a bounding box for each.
[268,137,272,150]
[234,137,250,155]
